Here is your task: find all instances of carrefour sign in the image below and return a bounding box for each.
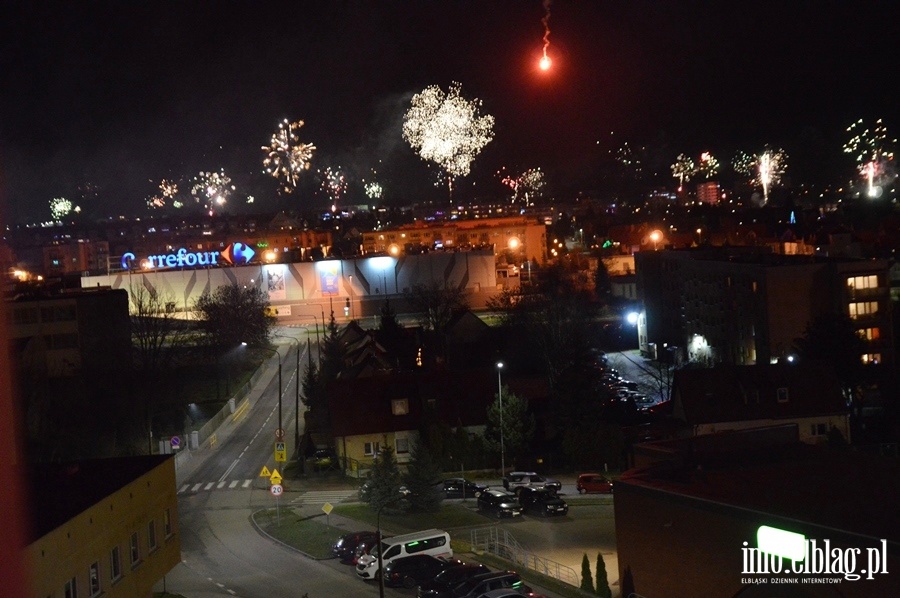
[121,242,256,270]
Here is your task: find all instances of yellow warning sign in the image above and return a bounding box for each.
[259,466,272,477]
[275,441,287,463]
[269,469,283,485]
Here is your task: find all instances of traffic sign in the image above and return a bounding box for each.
[274,441,287,462]
[259,466,271,477]
[270,483,283,497]
[170,436,181,449]
[322,502,334,515]
[269,469,283,485]
[275,428,285,440]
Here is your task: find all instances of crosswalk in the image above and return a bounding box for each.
[290,490,357,506]
[177,482,357,505]
[179,479,256,494]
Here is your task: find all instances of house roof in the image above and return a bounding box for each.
[329,370,548,438]
[672,363,848,425]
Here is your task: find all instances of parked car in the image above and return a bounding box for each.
[383,555,463,588]
[357,529,452,580]
[449,571,531,598]
[517,486,568,517]
[332,530,378,562]
[501,471,562,494]
[476,489,523,518]
[352,534,386,565]
[312,448,336,468]
[441,478,487,499]
[418,563,491,598]
[576,473,614,494]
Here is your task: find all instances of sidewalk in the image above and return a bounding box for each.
[172,338,293,486]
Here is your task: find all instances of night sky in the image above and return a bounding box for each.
[1,1,898,222]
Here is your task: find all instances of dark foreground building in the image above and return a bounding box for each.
[615,426,900,597]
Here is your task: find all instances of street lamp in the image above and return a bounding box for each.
[496,361,505,477]
[275,334,302,455]
[377,486,411,598]
[649,230,662,251]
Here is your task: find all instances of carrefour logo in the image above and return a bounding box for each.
[121,242,256,270]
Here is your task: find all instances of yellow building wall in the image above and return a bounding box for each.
[26,459,181,598]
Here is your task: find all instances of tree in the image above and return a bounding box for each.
[402,82,494,201]
[194,283,274,350]
[365,445,404,512]
[593,259,612,300]
[595,552,611,598]
[130,284,189,373]
[402,441,444,513]
[580,553,594,592]
[484,384,535,468]
[318,311,346,384]
[405,282,468,334]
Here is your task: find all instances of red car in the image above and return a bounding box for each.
[576,473,614,494]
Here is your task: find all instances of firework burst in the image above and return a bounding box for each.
[843,118,896,198]
[498,167,546,205]
[319,167,347,212]
[191,170,235,216]
[146,179,180,209]
[733,148,787,205]
[49,197,78,221]
[402,82,494,200]
[698,151,720,179]
[262,119,316,194]
[671,154,697,191]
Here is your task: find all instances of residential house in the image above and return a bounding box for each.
[670,363,851,444]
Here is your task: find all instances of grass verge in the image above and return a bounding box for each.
[255,509,345,559]
[332,502,490,532]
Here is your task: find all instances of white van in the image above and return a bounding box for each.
[355,529,452,580]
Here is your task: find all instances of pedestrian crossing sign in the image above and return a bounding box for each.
[259,466,271,477]
[269,469,283,485]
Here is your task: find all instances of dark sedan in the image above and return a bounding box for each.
[332,530,378,562]
[417,563,491,598]
[384,555,463,588]
[441,478,487,499]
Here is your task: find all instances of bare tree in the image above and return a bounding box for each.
[130,284,189,373]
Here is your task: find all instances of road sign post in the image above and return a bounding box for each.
[270,483,283,524]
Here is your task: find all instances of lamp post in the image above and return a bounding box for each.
[377,487,411,598]
[275,334,302,454]
[496,361,505,477]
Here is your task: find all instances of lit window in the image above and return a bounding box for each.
[364,442,379,456]
[857,327,880,340]
[861,353,881,365]
[848,301,878,319]
[847,275,878,289]
[392,399,409,416]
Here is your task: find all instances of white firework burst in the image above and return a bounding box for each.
[671,154,697,189]
[262,119,316,194]
[698,151,720,179]
[402,82,494,199]
[49,197,76,220]
[191,170,235,215]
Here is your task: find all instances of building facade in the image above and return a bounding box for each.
[26,456,181,598]
[635,248,894,369]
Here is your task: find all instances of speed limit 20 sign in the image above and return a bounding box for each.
[270,483,283,497]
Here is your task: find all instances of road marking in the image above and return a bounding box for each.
[229,480,238,489]
[179,484,189,493]
[219,459,239,482]
[204,482,214,491]
[242,479,252,488]
[217,481,226,489]
[191,483,202,492]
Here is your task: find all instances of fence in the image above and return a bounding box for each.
[469,527,579,587]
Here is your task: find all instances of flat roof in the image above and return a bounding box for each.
[26,455,173,542]
[620,435,900,543]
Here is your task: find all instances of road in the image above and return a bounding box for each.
[156,327,620,597]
